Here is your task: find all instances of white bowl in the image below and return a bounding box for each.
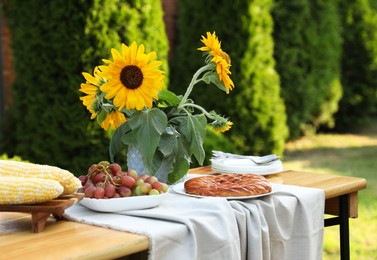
[80,192,168,212]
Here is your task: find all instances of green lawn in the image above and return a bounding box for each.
[283,123,377,259]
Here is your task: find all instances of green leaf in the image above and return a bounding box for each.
[152,154,174,183]
[171,114,207,164]
[168,137,191,183]
[169,159,190,184]
[96,110,107,124]
[121,128,138,147]
[127,108,168,161]
[202,71,227,93]
[145,150,164,176]
[142,127,178,176]
[158,89,182,106]
[158,127,179,157]
[143,125,179,176]
[147,130,192,184]
[109,121,132,162]
[202,71,214,84]
[158,134,190,184]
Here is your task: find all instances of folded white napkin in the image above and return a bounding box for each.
[211,158,283,175]
[64,180,324,260]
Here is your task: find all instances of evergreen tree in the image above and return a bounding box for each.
[272,0,342,139]
[334,0,377,131]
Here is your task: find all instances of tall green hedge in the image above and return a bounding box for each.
[0,0,169,175]
[334,0,377,131]
[82,0,169,83]
[272,0,342,139]
[1,0,102,175]
[170,0,288,158]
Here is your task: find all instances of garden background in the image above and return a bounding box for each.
[0,0,376,259]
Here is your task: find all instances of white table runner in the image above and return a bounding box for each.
[64,183,324,260]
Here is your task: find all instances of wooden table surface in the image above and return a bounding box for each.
[0,168,367,260]
[0,212,149,260]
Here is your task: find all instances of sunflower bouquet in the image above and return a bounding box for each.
[79,32,234,184]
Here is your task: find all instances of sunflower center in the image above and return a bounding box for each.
[120,65,143,89]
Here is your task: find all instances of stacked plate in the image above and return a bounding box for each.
[211,151,283,175]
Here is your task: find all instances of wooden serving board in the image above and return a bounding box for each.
[0,194,83,233]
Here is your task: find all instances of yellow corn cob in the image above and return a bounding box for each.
[0,176,64,204]
[0,160,81,195]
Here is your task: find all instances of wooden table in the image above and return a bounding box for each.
[0,168,367,260]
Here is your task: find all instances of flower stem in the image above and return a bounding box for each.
[178,64,212,109]
[179,103,215,120]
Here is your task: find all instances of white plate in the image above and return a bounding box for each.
[172,182,278,200]
[79,192,168,212]
[211,166,282,176]
[211,158,283,175]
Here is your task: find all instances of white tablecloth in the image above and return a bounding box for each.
[64,181,324,260]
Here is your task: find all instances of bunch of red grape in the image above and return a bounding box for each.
[78,161,168,199]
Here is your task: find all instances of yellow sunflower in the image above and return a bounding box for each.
[198,31,222,53]
[79,67,102,119]
[100,110,127,131]
[99,41,164,111]
[198,32,234,93]
[214,121,233,133]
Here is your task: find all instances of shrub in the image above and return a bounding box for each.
[272,0,343,139]
[0,154,26,162]
[334,0,377,131]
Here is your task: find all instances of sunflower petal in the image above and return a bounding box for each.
[111,48,122,61]
[136,44,145,60]
[129,41,138,64]
[121,43,129,59]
